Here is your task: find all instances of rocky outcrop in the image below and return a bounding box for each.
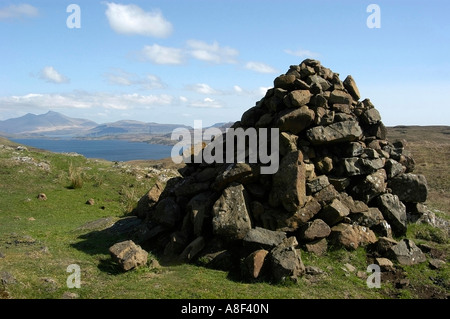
[129,59,430,282]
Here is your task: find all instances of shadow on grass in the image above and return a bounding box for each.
[70,216,144,272]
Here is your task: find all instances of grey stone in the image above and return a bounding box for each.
[306,175,330,194]
[213,163,255,191]
[286,90,313,108]
[350,207,384,228]
[429,259,446,270]
[276,105,315,134]
[329,90,353,105]
[388,239,426,265]
[343,75,360,100]
[297,219,331,241]
[268,237,305,282]
[269,151,307,213]
[279,132,298,156]
[187,192,215,236]
[388,173,428,203]
[152,197,181,228]
[361,108,381,125]
[304,238,328,256]
[342,157,385,176]
[212,184,252,241]
[351,169,387,203]
[316,198,350,226]
[306,121,363,145]
[375,194,407,236]
[385,159,406,178]
[135,180,165,218]
[243,227,286,251]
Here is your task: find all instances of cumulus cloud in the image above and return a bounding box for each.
[139,44,184,65]
[39,66,70,84]
[0,92,174,112]
[105,69,165,90]
[0,4,38,19]
[284,48,320,58]
[104,2,172,37]
[245,61,278,74]
[187,40,239,64]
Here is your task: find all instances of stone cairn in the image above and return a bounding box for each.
[131,59,429,282]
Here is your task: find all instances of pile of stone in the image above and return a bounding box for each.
[130,59,429,282]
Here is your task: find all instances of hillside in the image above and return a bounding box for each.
[0,126,448,301]
[0,111,97,136]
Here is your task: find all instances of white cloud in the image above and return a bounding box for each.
[187,40,239,64]
[189,97,223,109]
[284,48,320,58]
[105,69,165,90]
[0,92,174,112]
[179,96,188,103]
[187,83,221,95]
[104,2,172,38]
[0,4,38,19]
[245,62,278,74]
[233,85,243,94]
[39,66,69,84]
[140,44,184,65]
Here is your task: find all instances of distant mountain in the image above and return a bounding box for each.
[0,111,97,136]
[0,111,231,142]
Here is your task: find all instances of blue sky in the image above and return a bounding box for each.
[0,0,449,126]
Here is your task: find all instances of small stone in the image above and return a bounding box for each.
[375,257,395,271]
[86,198,95,205]
[344,263,356,273]
[61,292,79,299]
[305,266,324,275]
[146,259,160,271]
[37,193,47,201]
[428,259,445,270]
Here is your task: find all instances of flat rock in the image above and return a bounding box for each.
[306,121,363,145]
[388,239,426,266]
[243,227,286,251]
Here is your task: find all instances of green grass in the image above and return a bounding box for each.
[0,138,449,299]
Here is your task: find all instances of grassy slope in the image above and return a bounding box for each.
[0,128,449,299]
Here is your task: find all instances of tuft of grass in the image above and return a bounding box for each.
[68,163,84,189]
[408,223,448,244]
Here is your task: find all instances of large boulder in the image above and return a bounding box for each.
[375,194,407,236]
[212,184,252,241]
[268,237,305,282]
[387,239,426,265]
[297,219,331,242]
[329,223,377,250]
[242,249,269,280]
[109,240,148,271]
[388,173,428,203]
[243,227,286,251]
[269,150,306,213]
[306,121,363,145]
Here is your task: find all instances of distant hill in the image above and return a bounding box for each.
[0,111,98,136]
[0,111,230,142]
[85,120,192,137]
